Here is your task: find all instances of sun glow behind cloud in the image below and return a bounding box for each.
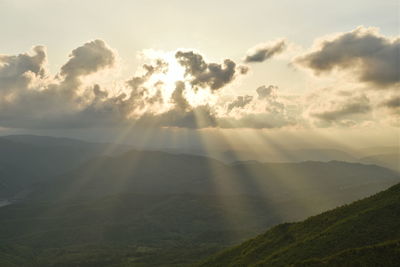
[142,49,217,107]
[141,50,184,97]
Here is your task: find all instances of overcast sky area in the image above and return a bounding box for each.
[0,0,399,150]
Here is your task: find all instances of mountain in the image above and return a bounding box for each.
[357,146,399,156]
[164,147,399,174]
[164,147,358,164]
[2,134,92,147]
[360,153,400,173]
[0,135,132,198]
[200,182,400,266]
[32,151,400,213]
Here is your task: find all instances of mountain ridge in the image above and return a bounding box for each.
[200,182,400,266]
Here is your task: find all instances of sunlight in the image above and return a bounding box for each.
[142,50,186,99]
[142,49,215,107]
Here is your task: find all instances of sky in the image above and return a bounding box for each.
[0,0,399,149]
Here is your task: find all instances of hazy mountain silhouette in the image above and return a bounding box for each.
[161,147,359,163]
[357,146,400,156]
[31,149,399,207]
[360,153,400,173]
[0,135,132,198]
[2,134,93,147]
[162,146,400,174]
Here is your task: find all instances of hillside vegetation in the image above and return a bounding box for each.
[201,182,400,266]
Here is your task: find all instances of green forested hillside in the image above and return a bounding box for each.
[201,182,400,266]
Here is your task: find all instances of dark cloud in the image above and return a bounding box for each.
[175,51,244,91]
[296,26,400,88]
[379,95,400,118]
[238,65,249,74]
[244,39,287,63]
[92,84,109,99]
[171,81,190,111]
[381,96,400,109]
[227,95,253,112]
[311,94,372,123]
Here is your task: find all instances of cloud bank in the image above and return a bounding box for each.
[0,26,399,130]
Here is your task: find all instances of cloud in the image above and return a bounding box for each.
[0,42,220,129]
[123,59,167,112]
[0,45,47,93]
[126,59,167,90]
[59,40,116,92]
[381,96,400,109]
[255,85,287,115]
[217,112,295,129]
[379,95,400,119]
[0,38,397,130]
[171,81,190,111]
[227,95,253,112]
[256,85,278,99]
[313,96,371,121]
[61,40,115,79]
[0,40,126,129]
[296,26,400,88]
[137,105,217,129]
[175,51,245,91]
[244,39,287,63]
[219,85,298,129]
[238,65,249,74]
[307,90,372,127]
[135,84,299,129]
[129,82,298,129]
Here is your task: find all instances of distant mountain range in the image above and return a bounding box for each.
[360,153,400,173]
[156,142,399,172]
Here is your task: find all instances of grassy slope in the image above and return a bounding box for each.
[296,240,400,266]
[201,182,400,266]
